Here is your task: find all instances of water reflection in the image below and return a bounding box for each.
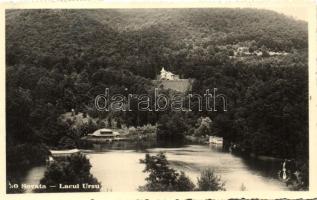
[147,145,286,191]
[21,144,288,192]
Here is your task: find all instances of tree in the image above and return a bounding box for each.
[58,136,76,149]
[139,152,195,191]
[35,76,57,102]
[194,116,212,137]
[175,172,196,191]
[36,154,101,192]
[196,168,225,191]
[80,119,98,136]
[6,9,308,192]
[156,113,188,145]
[261,45,270,57]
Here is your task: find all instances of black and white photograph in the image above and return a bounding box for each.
[3,1,313,197]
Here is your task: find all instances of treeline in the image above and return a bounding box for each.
[184,55,308,189]
[187,54,308,158]
[6,9,307,79]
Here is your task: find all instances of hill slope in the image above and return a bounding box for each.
[6,9,307,78]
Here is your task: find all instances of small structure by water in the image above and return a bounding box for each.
[84,128,129,143]
[209,136,223,145]
[89,128,120,138]
[47,148,81,164]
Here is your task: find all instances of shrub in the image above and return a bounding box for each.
[139,152,195,191]
[196,168,225,191]
[36,153,101,192]
[175,171,195,191]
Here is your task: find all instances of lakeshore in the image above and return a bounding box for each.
[19,144,287,192]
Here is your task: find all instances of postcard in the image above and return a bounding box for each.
[1,0,316,199]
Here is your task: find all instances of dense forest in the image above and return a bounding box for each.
[6,9,308,190]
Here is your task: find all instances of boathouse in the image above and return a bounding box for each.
[88,128,120,139]
[47,148,81,164]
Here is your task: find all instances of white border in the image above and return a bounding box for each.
[0,0,316,199]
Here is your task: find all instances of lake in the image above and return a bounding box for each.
[22,144,287,192]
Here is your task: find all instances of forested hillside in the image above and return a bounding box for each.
[6,9,308,190]
[6,9,307,78]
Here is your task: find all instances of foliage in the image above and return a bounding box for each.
[6,9,307,76]
[196,168,225,191]
[139,153,226,191]
[186,57,308,188]
[6,9,309,190]
[175,171,196,191]
[286,160,309,190]
[127,124,157,146]
[138,152,195,191]
[6,143,48,173]
[194,116,212,137]
[156,113,188,145]
[36,154,101,192]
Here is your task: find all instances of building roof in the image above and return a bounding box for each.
[95,128,112,133]
[91,128,120,136]
[50,149,80,155]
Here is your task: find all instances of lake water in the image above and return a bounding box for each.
[22,144,287,192]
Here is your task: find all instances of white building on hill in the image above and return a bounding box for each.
[159,67,179,80]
